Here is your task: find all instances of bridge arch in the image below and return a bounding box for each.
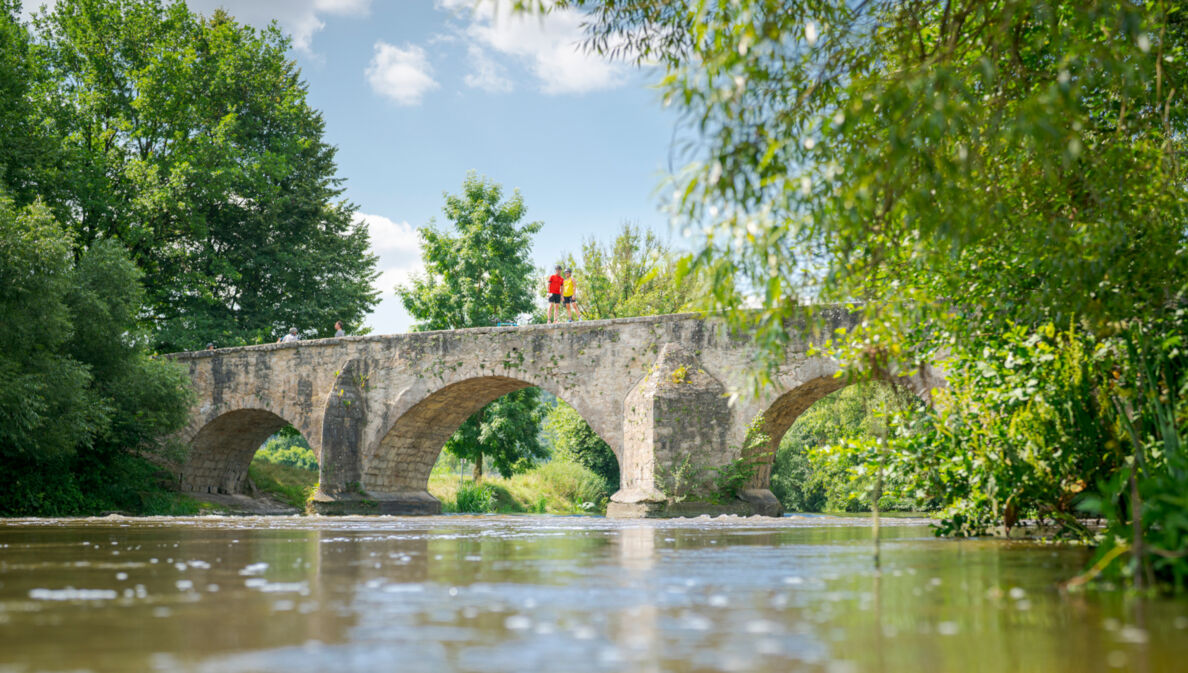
[180,407,305,494]
[745,371,933,490]
[361,374,619,499]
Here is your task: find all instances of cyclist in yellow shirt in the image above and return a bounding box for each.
[562,268,580,322]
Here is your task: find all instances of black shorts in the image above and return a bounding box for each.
[548,293,561,303]
[563,296,575,304]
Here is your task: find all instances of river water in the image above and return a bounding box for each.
[1,515,1185,673]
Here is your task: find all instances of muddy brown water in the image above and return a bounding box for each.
[1,515,1185,673]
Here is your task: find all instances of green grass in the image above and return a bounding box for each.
[248,458,318,510]
[429,459,609,514]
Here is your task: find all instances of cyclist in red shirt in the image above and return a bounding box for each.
[546,265,564,324]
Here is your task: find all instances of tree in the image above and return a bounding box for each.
[0,195,193,515]
[400,172,543,329]
[28,0,378,351]
[562,222,695,321]
[0,1,57,207]
[570,0,1188,588]
[573,0,1186,382]
[544,401,620,491]
[398,173,547,479]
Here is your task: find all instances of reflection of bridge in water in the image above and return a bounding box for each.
[167,310,944,517]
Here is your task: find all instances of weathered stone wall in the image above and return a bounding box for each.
[167,309,944,516]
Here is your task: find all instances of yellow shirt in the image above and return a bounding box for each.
[562,278,575,297]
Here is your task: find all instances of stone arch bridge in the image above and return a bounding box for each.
[167,309,944,517]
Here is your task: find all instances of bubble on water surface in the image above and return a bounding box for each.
[1008,587,1026,600]
[1116,626,1149,644]
[461,606,479,619]
[115,572,128,581]
[504,615,531,630]
[708,594,729,607]
[206,584,219,592]
[745,619,781,634]
[573,625,597,640]
[936,621,959,636]
[381,584,423,593]
[175,580,194,591]
[783,576,804,585]
[152,607,172,618]
[239,562,269,576]
[29,588,118,601]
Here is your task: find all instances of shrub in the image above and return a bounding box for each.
[455,482,497,513]
[256,428,317,471]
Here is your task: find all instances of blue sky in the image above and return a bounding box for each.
[26,0,684,333]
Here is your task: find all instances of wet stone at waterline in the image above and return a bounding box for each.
[1,516,1186,673]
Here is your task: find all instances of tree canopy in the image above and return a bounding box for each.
[571,0,1186,380]
[0,196,193,515]
[560,222,695,321]
[10,0,378,351]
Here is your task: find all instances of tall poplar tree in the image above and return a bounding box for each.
[398,173,547,479]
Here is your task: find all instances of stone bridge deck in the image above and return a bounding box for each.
[166,310,944,517]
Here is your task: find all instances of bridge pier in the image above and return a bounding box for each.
[607,342,783,519]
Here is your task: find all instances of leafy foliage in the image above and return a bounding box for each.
[0,196,193,515]
[399,172,542,330]
[454,481,498,513]
[256,428,318,472]
[544,401,619,491]
[771,382,923,512]
[558,222,695,320]
[573,1,1186,387]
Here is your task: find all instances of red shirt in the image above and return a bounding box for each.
[548,274,564,294]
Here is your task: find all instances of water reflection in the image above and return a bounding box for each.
[0,516,1185,673]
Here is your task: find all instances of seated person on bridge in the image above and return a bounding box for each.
[280,327,300,343]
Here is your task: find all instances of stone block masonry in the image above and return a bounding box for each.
[166,310,944,517]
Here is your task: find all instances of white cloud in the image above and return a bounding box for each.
[357,212,421,256]
[365,42,439,106]
[355,212,422,296]
[23,1,370,54]
[438,0,627,95]
[187,0,371,54]
[355,212,424,334]
[463,45,514,93]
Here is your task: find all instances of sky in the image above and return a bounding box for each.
[22,0,685,334]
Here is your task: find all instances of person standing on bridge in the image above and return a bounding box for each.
[546,265,564,324]
[562,268,579,322]
[334,321,345,337]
